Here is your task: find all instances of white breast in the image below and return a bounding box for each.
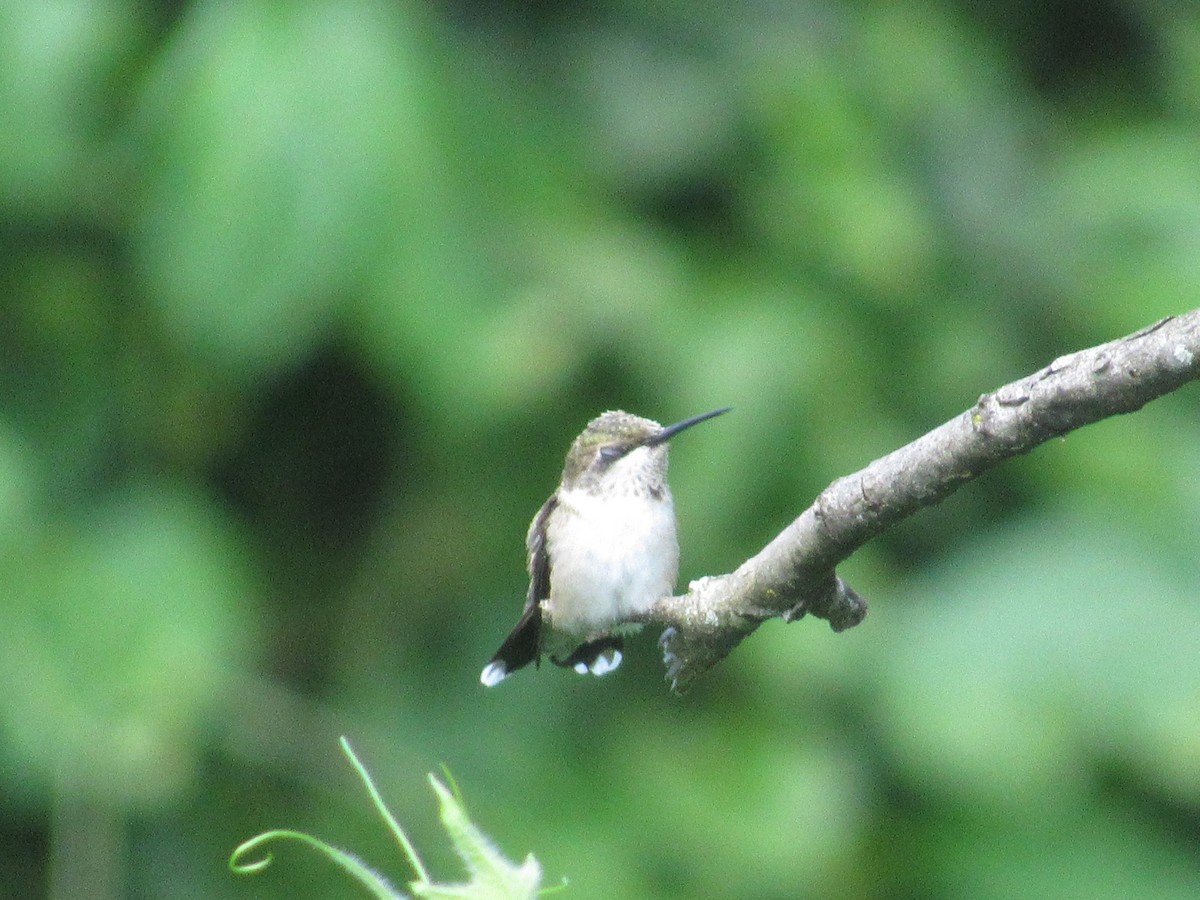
[544,486,679,635]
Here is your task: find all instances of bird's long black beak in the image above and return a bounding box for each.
[645,407,732,446]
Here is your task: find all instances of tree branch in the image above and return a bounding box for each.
[639,310,1200,693]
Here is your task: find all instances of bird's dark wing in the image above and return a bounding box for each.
[525,493,557,609]
[479,494,557,685]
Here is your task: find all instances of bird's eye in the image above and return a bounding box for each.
[598,445,623,462]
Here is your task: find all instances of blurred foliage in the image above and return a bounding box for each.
[1,0,1199,897]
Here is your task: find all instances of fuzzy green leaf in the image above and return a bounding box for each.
[410,775,542,900]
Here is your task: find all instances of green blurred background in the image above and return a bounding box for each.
[3,1,1200,897]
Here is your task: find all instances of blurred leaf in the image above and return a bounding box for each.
[743,14,942,300]
[871,507,1200,813]
[1036,125,1200,329]
[0,0,140,212]
[608,719,867,896]
[128,0,438,378]
[0,420,38,540]
[930,807,1200,900]
[0,485,257,809]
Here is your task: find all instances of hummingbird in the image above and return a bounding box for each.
[480,407,730,686]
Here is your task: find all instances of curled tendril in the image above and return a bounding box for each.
[229,737,542,899]
[228,828,402,899]
[229,830,297,873]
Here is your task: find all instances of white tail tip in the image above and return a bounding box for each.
[480,662,509,687]
[589,648,622,676]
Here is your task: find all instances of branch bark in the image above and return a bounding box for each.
[639,310,1200,693]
